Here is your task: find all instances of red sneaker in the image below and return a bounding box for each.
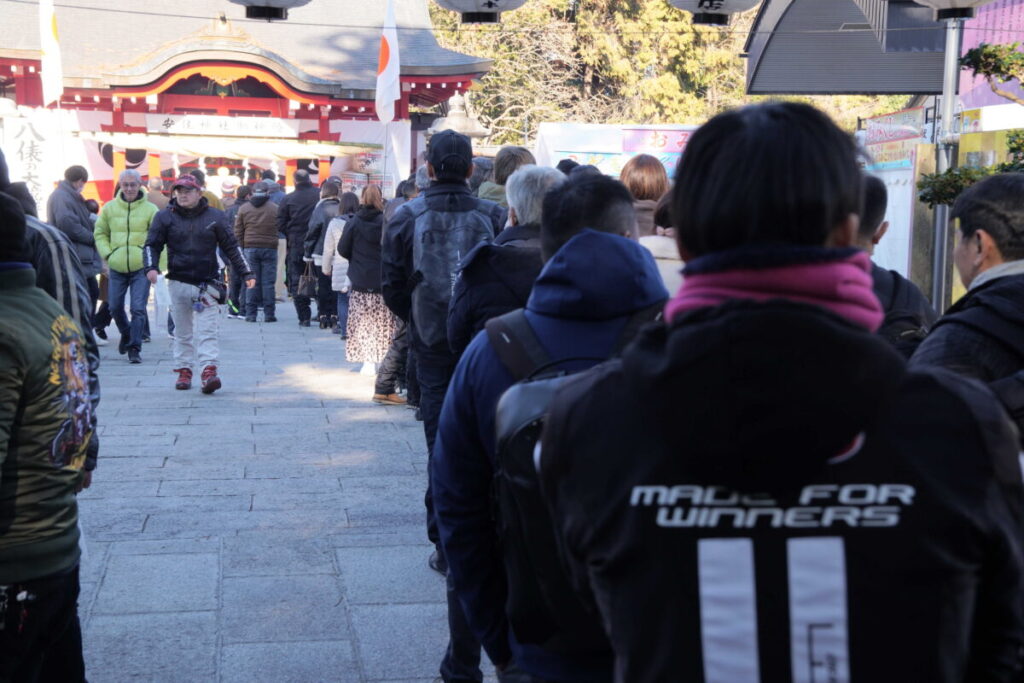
[200,365,221,395]
[174,368,192,390]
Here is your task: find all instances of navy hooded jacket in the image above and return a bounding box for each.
[431,230,668,680]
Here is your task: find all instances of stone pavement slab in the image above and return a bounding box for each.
[80,300,468,682]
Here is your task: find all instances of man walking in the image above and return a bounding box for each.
[277,169,321,326]
[144,175,253,393]
[94,169,160,364]
[234,181,279,323]
[0,193,92,682]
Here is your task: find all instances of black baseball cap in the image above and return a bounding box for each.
[427,130,472,173]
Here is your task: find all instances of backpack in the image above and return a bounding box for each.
[875,269,932,359]
[410,202,495,348]
[486,304,661,654]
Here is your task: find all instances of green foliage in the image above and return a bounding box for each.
[917,129,1024,207]
[960,42,1024,106]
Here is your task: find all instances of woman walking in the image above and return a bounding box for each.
[338,185,398,376]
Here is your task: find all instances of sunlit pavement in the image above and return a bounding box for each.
[78,298,467,682]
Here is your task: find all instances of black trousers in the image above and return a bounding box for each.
[316,267,337,321]
[0,565,85,683]
[375,321,409,395]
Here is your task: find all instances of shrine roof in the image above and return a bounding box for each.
[0,0,490,98]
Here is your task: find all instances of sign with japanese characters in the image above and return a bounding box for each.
[864,108,927,145]
[145,114,301,138]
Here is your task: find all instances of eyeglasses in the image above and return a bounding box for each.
[121,182,140,188]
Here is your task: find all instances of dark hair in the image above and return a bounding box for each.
[654,191,673,230]
[673,102,862,257]
[620,154,669,202]
[434,157,470,184]
[494,146,535,186]
[568,164,602,180]
[953,173,1024,261]
[84,199,100,214]
[556,159,579,176]
[236,184,252,201]
[401,180,418,200]
[0,192,27,261]
[339,191,359,215]
[189,169,206,186]
[261,169,276,181]
[64,165,88,183]
[321,180,341,198]
[860,175,888,239]
[540,175,636,260]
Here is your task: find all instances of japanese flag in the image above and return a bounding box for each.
[375,0,401,123]
[38,0,64,106]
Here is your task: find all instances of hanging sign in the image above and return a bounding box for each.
[146,114,301,138]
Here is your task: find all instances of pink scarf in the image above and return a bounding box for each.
[664,250,884,331]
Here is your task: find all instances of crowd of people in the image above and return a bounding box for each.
[4,99,1024,681]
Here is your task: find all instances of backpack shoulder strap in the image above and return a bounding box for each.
[486,309,552,381]
[613,302,665,354]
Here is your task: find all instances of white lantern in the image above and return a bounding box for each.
[911,0,998,19]
[668,0,761,25]
[228,0,312,20]
[433,0,528,23]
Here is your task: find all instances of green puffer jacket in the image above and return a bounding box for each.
[0,266,91,583]
[95,192,160,273]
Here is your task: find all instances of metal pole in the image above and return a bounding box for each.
[930,16,965,310]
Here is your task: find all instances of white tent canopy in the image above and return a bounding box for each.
[77,131,378,162]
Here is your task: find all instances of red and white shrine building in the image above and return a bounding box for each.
[0,0,489,204]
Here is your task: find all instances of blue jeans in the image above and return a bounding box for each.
[244,248,277,318]
[336,291,350,333]
[108,269,150,352]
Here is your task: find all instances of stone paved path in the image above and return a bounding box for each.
[80,298,476,682]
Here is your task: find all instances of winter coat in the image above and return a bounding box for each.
[201,190,223,211]
[321,215,351,291]
[22,216,99,471]
[476,180,507,208]
[634,198,658,238]
[338,206,384,291]
[234,195,279,250]
[94,191,160,273]
[432,230,667,679]
[382,182,506,359]
[46,180,101,277]
[639,234,683,295]
[304,197,341,265]
[144,197,252,286]
[0,266,91,584]
[446,222,544,356]
[146,188,169,211]
[539,293,1024,683]
[276,182,321,250]
[910,272,1024,382]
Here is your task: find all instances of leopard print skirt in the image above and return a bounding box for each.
[345,291,398,363]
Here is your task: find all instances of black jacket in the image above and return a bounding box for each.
[144,198,252,286]
[910,272,1024,382]
[338,206,384,291]
[447,222,543,356]
[304,197,341,259]
[381,182,506,359]
[872,263,938,358]
[540,299,1024,683]
[277,182,321,248]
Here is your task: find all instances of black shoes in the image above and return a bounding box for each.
[118,335,129,355]
[128,349,141,364]
[264,316,277,323]
[428,550,447,576]
[245,316,257,323]
[298,320,311,327]
[95,327,108,340]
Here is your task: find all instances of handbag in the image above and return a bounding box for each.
[297,262,317,298]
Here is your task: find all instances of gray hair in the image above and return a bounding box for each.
[414,165,431,191]
[505,165,565,226]
[148,177,163,190]
[119,169,142,184]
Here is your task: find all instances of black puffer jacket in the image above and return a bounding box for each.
[910,272,1024,382]
[277,182,320,244]
[540,298,1024,683]
[144,198,252,286]
[446,222,543,356]
[304,197,341,259]
[338,206,384,291]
